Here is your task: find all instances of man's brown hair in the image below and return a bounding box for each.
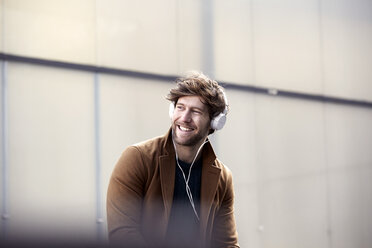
[166,71,228,121]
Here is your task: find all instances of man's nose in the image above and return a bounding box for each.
[179,110,192,122]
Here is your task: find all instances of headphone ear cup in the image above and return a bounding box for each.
[169,103,175,119]
[210,113,227,130]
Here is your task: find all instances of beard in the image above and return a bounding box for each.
[171,122,210,147]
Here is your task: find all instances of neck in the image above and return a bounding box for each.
[173,140,208,164]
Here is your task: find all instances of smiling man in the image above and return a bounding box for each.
[107,71,239,248]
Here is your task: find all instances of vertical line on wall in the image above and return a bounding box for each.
[1,61,9,240]
[175,0,181,73]
[323,107,333,248]
[318,0,333,247]
[92,1,105,244]
[249,0,257,86]
[249,1,265,247]
[94,72,104,242]
[201,0,215,78]
[201,0,220,150]
[1,0,5,52]
[318,0,326,95]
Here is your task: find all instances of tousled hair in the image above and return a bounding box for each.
[166,71,228,121]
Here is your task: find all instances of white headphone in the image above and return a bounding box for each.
[169,90,229,131]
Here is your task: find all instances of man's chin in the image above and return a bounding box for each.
[173,137,194,147]
[173,133,200,147]
[172,126,206,147]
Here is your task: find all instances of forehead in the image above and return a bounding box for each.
[177,95,208,111]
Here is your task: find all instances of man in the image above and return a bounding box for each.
[106,71,239,248]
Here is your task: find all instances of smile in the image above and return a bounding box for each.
[178,125,194,132]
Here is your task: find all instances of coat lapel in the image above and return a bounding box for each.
[159,154,175,220]
[159,130,176,223]
[200,143,221,235]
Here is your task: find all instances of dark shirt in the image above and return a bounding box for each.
[165,158,203,248]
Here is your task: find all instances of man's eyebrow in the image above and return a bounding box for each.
[175,102,185,107]
[191,106,204,112]
[176,102,206,112]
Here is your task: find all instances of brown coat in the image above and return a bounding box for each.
[107,129,239,248]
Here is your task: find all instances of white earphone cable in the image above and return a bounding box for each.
[172,138,209,221]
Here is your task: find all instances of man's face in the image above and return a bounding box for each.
[171,95,211,147]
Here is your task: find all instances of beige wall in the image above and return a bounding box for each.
[1,0,372,247]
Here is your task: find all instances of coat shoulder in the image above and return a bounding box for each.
[214,159,234,185]
[132,133,169,159]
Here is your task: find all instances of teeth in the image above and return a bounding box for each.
[179,126,192,131]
